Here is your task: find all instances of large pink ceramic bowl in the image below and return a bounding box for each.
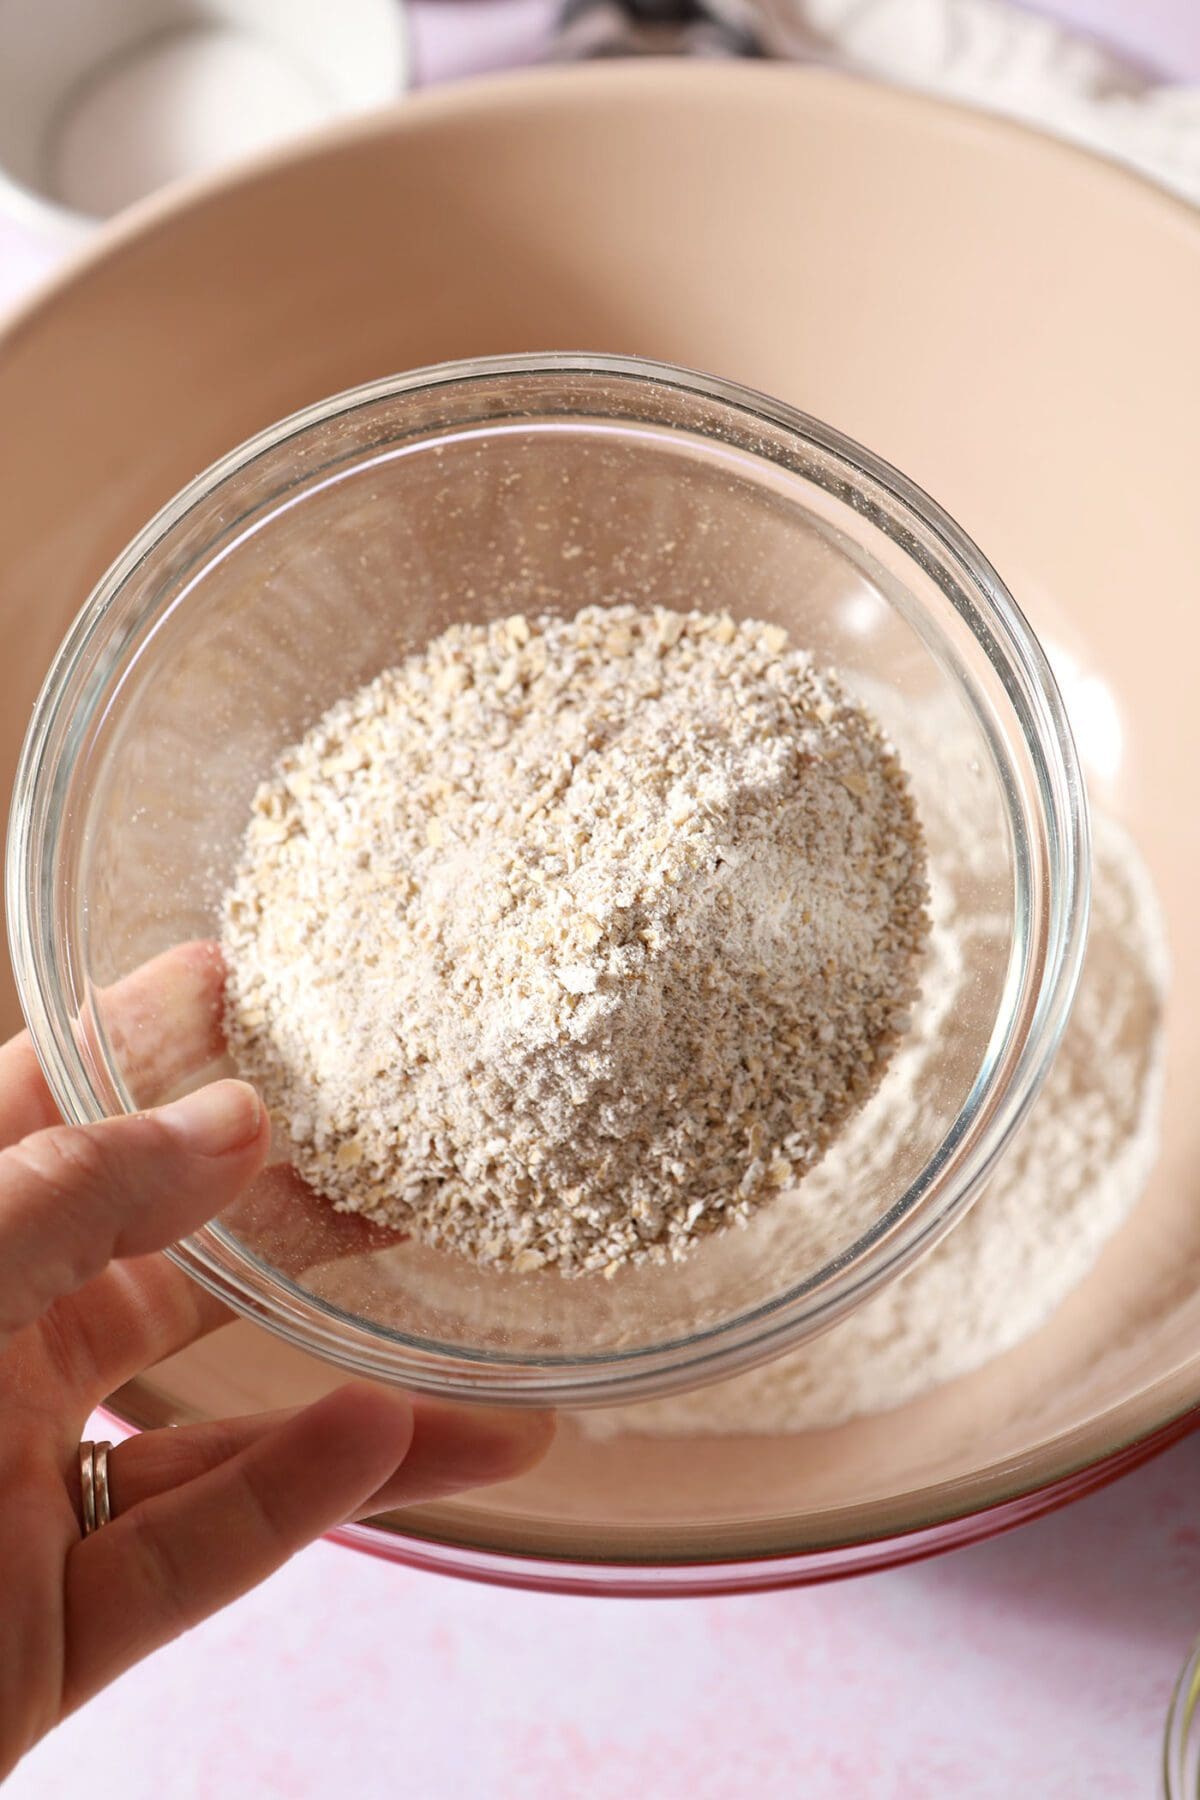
[4,63,1199,1592]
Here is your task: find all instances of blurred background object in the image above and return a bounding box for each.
[2,0,1197,259]
[552,0,1200,201]
[0,0,409,245]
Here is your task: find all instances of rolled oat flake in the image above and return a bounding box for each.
[222,605,929,1277]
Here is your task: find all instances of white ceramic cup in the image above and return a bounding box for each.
[0,0,408,246]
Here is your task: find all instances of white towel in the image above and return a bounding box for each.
[555,0,1200,204]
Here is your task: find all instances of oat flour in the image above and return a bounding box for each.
[222,605,929,1276]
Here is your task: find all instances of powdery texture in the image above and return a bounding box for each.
[584,806,1167,1436]
[221,605,928,1276]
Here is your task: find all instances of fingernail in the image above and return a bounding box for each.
[157,1080,264,1156]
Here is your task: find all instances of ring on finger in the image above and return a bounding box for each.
[79,1440,114,1535]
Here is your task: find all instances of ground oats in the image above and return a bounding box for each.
[221,605,929,1275]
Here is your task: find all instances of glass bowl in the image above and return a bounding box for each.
[6,353,1087,1408]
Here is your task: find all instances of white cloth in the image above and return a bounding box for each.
[557,0,1200,204]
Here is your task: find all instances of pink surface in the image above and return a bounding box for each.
[6,1432,1200,1798]
[3,4,1200,1794]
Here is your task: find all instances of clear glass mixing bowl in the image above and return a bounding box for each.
[6,354,1087,1408]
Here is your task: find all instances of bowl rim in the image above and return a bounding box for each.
[5,349,1089,1405]
[3,59,1198,345]
[95,1393,1198,1594]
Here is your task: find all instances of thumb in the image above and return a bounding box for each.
[0,1081,269,1341]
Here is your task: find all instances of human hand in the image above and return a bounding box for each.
[0,942,552,1778]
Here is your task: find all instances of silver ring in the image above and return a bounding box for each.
[78,1440,113,1536]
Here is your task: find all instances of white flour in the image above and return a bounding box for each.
[585,803,1167,1436]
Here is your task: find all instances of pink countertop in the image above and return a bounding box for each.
[8,1432,1200,1798]
[4,5,1200,1795]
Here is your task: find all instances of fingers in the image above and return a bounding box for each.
[0,1081,269,1344]
[38,1165,405,1408]
[98,941,228,1108]
[220,1163,406,1280]
[377,1400,556,1509]
[33,1257,233,1413]
[62,1385,416,1710]
[0,1036,63,1147]
[0,941,227,1148]
[105,1397,556,1517]
[0,936,403,1386]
